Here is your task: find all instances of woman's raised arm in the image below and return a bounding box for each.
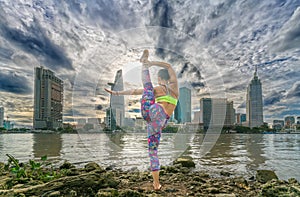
[149,61,177,84]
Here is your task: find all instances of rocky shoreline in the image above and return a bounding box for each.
[0,156,299,197]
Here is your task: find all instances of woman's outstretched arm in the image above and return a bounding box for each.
[104,88,143,96]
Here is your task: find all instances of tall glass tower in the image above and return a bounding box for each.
[179,87,192,123]
[107,69,125,130]
[246,66,263,128]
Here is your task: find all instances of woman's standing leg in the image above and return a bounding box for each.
[147,104,169,190]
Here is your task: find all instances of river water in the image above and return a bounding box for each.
[0,133,299,181]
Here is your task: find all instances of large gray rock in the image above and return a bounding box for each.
[174,156,195,168]
[85,162,103,172]
[256,170,278,183]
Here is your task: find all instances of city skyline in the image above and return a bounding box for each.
[0,1,299,127]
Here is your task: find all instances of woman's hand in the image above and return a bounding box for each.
[104,88,118,96]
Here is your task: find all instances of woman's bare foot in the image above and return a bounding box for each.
[153,182,162,191]
[140,49,149,63]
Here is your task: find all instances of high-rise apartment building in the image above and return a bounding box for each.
[246,66,263,128]
[107,69,125,130]
[0,107,4,127]
[200,98,228,131]
[179,87,192,123]
[33,66,63,129]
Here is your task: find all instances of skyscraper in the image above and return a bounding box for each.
[0,107,4,127]
[33,66,63,129]
[246,66,263,128]
[200,98,212,131]
[225,101,235,127]
[107,69,125,130]
[179,87,192,123]
[200,98,227,131]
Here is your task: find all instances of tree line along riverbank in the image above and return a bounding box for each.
[0,154,300,196]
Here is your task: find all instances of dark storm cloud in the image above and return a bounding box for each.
[0,19,73,71]
[209,0,236,19]
[80,1,122,29]
[0,72,31,94]
[65,0,139,30]
[95,104,103,110]
[191,82,205,88]
[150,0,173,28]
[264,91,285,106]
[178,62,189,78]
[177,62,205,91]
[255,57,290,67]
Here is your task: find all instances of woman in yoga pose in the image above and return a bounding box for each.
[105,50,179,190]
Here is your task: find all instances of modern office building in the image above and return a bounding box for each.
[246,66,264,128]
[173,101,182,123]
[236,113,246,125]
[240,114,246,123]
[33,66,63,129]
[107,69,125,130]
[179,87,192,123]
[0,107,4,127]
[225,101,235,127]
[200,98,227,131]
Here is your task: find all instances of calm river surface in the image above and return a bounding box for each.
[0,133,299,181]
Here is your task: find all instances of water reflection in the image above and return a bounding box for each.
[197,134,235,169]
[106,133,125,150]
[33,133,62,160]
[74,133,127,167]
[191,134,267,177]
[244,134,266,172]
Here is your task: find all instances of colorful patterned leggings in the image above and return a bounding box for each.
[141,66,169,171]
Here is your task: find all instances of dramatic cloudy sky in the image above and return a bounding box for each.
[0,0,299,127]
